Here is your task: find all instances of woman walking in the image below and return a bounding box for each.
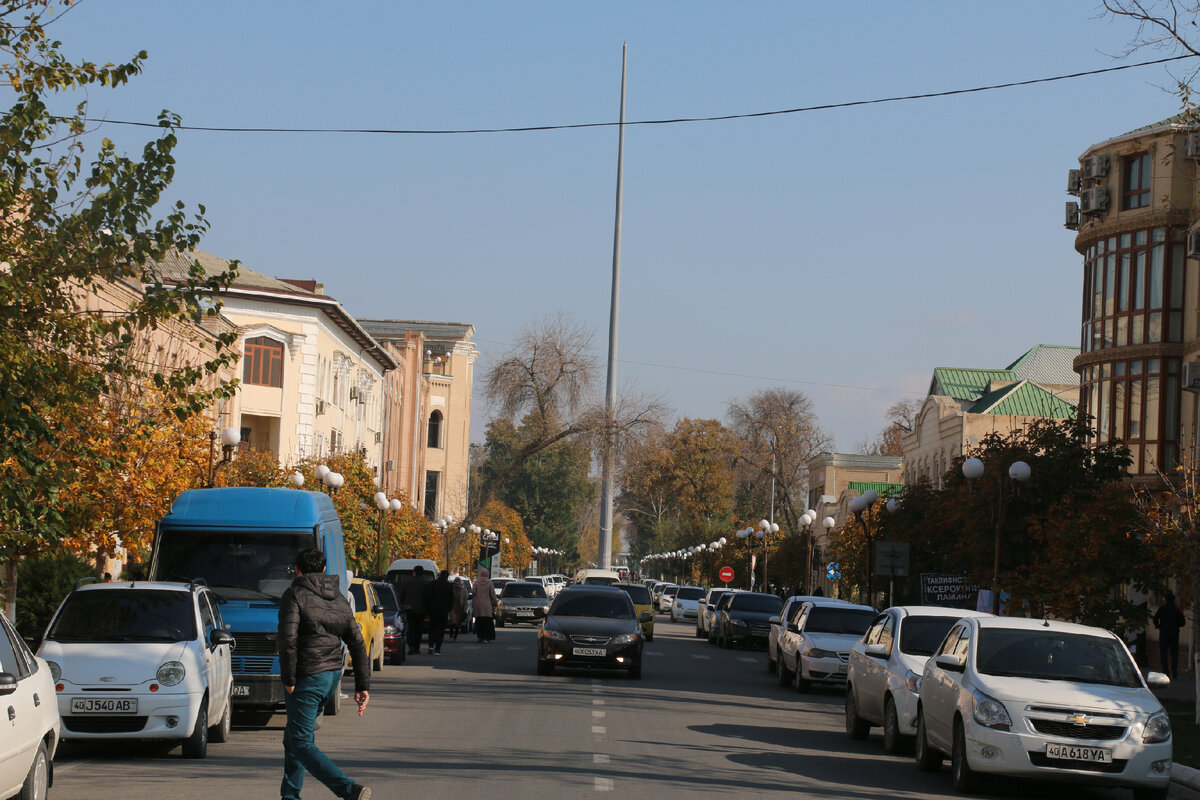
[472,569,499,643]
[449,577,469,642]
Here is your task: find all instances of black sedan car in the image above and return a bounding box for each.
[716,591,783,649]
[371,581,406,665]
[537,585,651,679]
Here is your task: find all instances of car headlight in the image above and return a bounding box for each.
[540,628,568,641]
[731,619,749,628]
[611,633,640,645]
[384,625,398,635]
[970,689,1011,731]
[804,646,834,659]
[157,661,186,686]
[904,669,921,694]
[47,661,61,682]
[1143,710,1172,743]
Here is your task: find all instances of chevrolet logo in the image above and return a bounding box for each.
[1066,714,1092,726]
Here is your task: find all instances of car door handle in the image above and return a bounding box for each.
[32,694,39,707]
[6,706,14,722]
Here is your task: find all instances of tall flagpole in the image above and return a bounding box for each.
[598,43,627,570]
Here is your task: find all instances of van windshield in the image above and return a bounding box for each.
[152,529,317,600]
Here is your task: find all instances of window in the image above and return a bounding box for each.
[1123,153,1151,210]
[243,336,283,387]
[427,410,443,449]
[424,470,440,517]
[1081,356,1180,474]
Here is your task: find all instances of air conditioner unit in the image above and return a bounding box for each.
[1184,361,1200,392]
[315,399,326,416]
[1066,168,1081,195]
[1083,154,1110,180]
[349,386,360,402]
[1186,132,1200,160]
[374,431,382,444]
[1065,202,1079,230]
[1188,228,1200,259]
[1080,187,1109,214]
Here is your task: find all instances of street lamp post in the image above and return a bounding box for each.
[822,516,835,594]
[758,518,780,593]
[962,457,1031,615]
[797,512,815,593]
[207,426,242,487]
[848,489,879,606]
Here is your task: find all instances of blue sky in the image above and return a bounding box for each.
[48,1,1188,448]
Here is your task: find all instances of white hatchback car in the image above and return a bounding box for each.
[915,616,1172,799]
[670,586,706,623]
[777,599,877,691]
[0,607,59,800]
[39,580,234,759]
[844,606,992,752]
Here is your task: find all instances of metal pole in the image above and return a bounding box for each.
[597,43,627,571]
[765,452,775,592]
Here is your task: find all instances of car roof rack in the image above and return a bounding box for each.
[73,576,101,590]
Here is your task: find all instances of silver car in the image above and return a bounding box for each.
[496,581,550,627]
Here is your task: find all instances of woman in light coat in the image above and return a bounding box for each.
[471,569,499,643]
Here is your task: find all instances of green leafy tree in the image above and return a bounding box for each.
[0,1,238,609]
[13,549,97,637]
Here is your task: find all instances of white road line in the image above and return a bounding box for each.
[691,654,710,660]
[507,646,522,650]
[738,657,757,663]
[594,777,614,791]
[593,699,605,706]
[591,725,606,735]
[593,754,610,764]
[592,710,605,718]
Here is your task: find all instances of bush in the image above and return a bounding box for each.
[15,551,99,637]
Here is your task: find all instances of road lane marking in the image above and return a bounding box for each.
[507,646,522,650]
[591,725,606,735]
[593,710,605,718]
[691,654,710,660]
[593,754,610,764]
[594,777,613,791]
[593,699,605,706]
[738,657,757,663]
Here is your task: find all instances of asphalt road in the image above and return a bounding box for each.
[51,618,1153,799]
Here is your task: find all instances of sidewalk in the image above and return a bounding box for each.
[1152,671,1199,799]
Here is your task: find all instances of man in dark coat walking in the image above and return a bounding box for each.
[425,570,455,654]
[278,548,371,800]
[1153,592,1188,679]
[400,565,433,655]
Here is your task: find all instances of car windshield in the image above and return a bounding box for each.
[804,607,876,635]
[372,584,399,612]
[551,594,633,619]
[677,587,705,601]
[502,583,547,599]
[48,589,197,643]
[152,529,317,600]
[976,628,1142,687]
[730,594,783,613]
[618,585,651,604]
[899,616,963,656]
[707,591,729,605]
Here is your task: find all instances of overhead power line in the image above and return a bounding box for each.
[79,54,1196,136]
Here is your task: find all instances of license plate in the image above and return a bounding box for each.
[70,697,137,714]
[572,647,607,657]
[517,611,534,617]
[1046,743,1113,763]
[837,664,848,674]
[231,684,252,697]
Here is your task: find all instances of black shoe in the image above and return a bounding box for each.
[344,785,371,800]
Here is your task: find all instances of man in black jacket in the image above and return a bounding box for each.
[425,570,455,654]
[399,564,432,655]
[278,548,371,800]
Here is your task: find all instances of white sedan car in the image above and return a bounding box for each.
[915,616,1172,799]
[670,586,706,623]
[844,606,992,752]
[40,580,234,758]
[0,607,59,800]
[777,599,877,691]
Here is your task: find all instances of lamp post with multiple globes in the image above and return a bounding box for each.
[961,456,1031,615]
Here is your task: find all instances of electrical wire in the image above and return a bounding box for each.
[74,54,1197,137]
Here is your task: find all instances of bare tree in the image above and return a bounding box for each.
[857,397,923,457]
[1101,1,1200,90]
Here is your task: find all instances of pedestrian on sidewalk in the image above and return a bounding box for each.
[1153,592,1187,679]
[278,548,371,800]
[472,568,499,643]
[400,565,432,655]
[449,577,469,642]
[426,570,454,654]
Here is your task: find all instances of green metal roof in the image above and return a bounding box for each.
[970,380,1075,418]
[848,481,904,497]
[930,368,1015,402]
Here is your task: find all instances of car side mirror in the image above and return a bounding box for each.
[372,605,384,615]
[0,673,17,696]
[1145,670,1171,688]
[935,653,965,672]
[768,616,781,626]
[210,629,235,649]
[864,643,887,659]
[639,611,653,623]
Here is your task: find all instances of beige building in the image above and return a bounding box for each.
[902,345,1079,488]
[359,320,477,521]
[158,251,397,470]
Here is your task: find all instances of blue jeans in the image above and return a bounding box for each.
[281,670,354,800]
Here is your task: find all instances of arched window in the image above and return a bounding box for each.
[244,336,284,387]
[427,410,443,449]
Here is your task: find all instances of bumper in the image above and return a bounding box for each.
[961,720,1172,790]
[728,626,769,648]
[500,609,544,624]
[384,632,401,656]
[801,655,849,684]
[539,639,643,671]
[231,674,287,706]
[893,688,920,736]
[59,690,203,740]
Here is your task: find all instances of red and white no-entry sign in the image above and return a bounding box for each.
[718,566,735,583]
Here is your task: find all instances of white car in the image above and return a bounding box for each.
[768,595,843,676]
[657,585,680,614]
[40,580,234,758]
[670,586,706,623]
[0,606,59,800]
[844,606,992,752]
[777,599,876,691]
[696,588,734,638]
[915,616,1172,799]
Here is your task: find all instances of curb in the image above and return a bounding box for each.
[1174,763,1200,799]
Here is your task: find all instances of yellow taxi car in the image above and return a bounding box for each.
[350,577,386,671]
[614,583,654,641]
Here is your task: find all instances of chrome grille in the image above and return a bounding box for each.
[1030,719,1127,741]
[570,635,612,645]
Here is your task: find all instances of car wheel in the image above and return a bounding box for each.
[792,661,810,692]
[707,627,716,644]
[767,645,777,674]
[845,687,870,739]
[17,740,48,800]
[646,632,653,642]
[182,702,208,759]
[628,661,642,679]
[323,682,342,716]
[209,694,232,743]
[372,641,383,672]
[723,631,733,649]
[914,709,941,772]
[883,695,909,754]
[777,655,792,686]
[537,659,553,676]
[695,625,704,639]
[951,718,978,793]
[496,617,506,628]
